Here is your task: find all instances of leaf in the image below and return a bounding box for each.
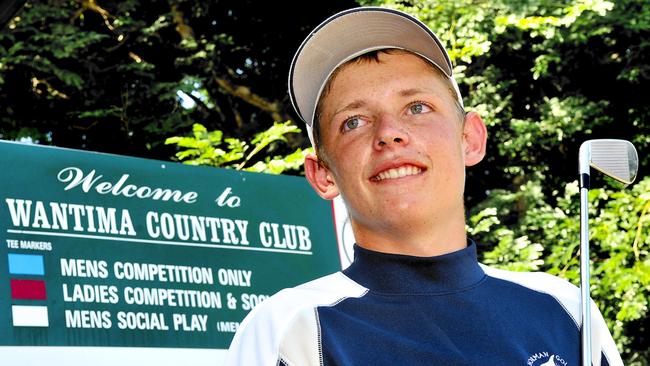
[165,121,306,174]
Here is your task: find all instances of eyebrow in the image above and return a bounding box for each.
[331,88,433,117]
[399,88,429,97]
[332,100,367,117]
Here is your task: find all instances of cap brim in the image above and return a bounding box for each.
[289,7,454,129]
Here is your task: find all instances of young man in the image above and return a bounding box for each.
[225,7,623,366]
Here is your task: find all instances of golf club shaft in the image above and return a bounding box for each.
[580,185,592,366]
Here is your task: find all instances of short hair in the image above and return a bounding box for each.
[312,48,465,163]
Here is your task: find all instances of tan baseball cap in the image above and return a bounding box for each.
[288,7,463,145]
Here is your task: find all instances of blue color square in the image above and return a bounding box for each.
[7,253,45,275]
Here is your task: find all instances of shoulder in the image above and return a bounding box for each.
[480,264,578,294]
[482,265,624,365]
[243,272,367,332]
[224,272,367,366]
[480,264,580,324]
[259,271,368,314]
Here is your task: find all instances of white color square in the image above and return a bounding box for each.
[12,305,49,327]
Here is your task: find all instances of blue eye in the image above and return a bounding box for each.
[408,102,431,115]
[343,117,365,132]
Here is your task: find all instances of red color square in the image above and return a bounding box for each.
[10,279,47,300]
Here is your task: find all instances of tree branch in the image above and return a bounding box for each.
[171,3,194,41]
[214,76,285,122]
[72,0,115,31]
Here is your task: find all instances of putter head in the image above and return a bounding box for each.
[580,139,639,185]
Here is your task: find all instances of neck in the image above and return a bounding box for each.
[343,241,483,294]
[350,208,468,257]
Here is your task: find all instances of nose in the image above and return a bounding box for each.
[374,113,409,149]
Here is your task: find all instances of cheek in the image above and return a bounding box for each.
[426,135,466,180]
[325,150,360,188]
[327,137,366,168]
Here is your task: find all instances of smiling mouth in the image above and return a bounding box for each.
[371,165,423,181]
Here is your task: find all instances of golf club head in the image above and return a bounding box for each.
[580,139,639,186]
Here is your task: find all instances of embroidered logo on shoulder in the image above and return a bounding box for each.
[527,352,569,366]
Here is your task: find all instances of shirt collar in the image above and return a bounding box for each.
[342,240,485,295]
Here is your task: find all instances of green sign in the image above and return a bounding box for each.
[0,140,341,349]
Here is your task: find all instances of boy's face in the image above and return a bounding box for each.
[306,52,486,239]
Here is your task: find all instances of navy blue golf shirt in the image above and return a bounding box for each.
[226,242,622,366]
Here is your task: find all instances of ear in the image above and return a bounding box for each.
[462,111,487,167]
[304,153,340,200]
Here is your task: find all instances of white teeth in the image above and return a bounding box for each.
[374,165,422,181]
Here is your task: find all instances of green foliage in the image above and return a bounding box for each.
[1,4,108,92]
[165,121,311,175]
[469,177,650,364]
[0,0,325,160]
